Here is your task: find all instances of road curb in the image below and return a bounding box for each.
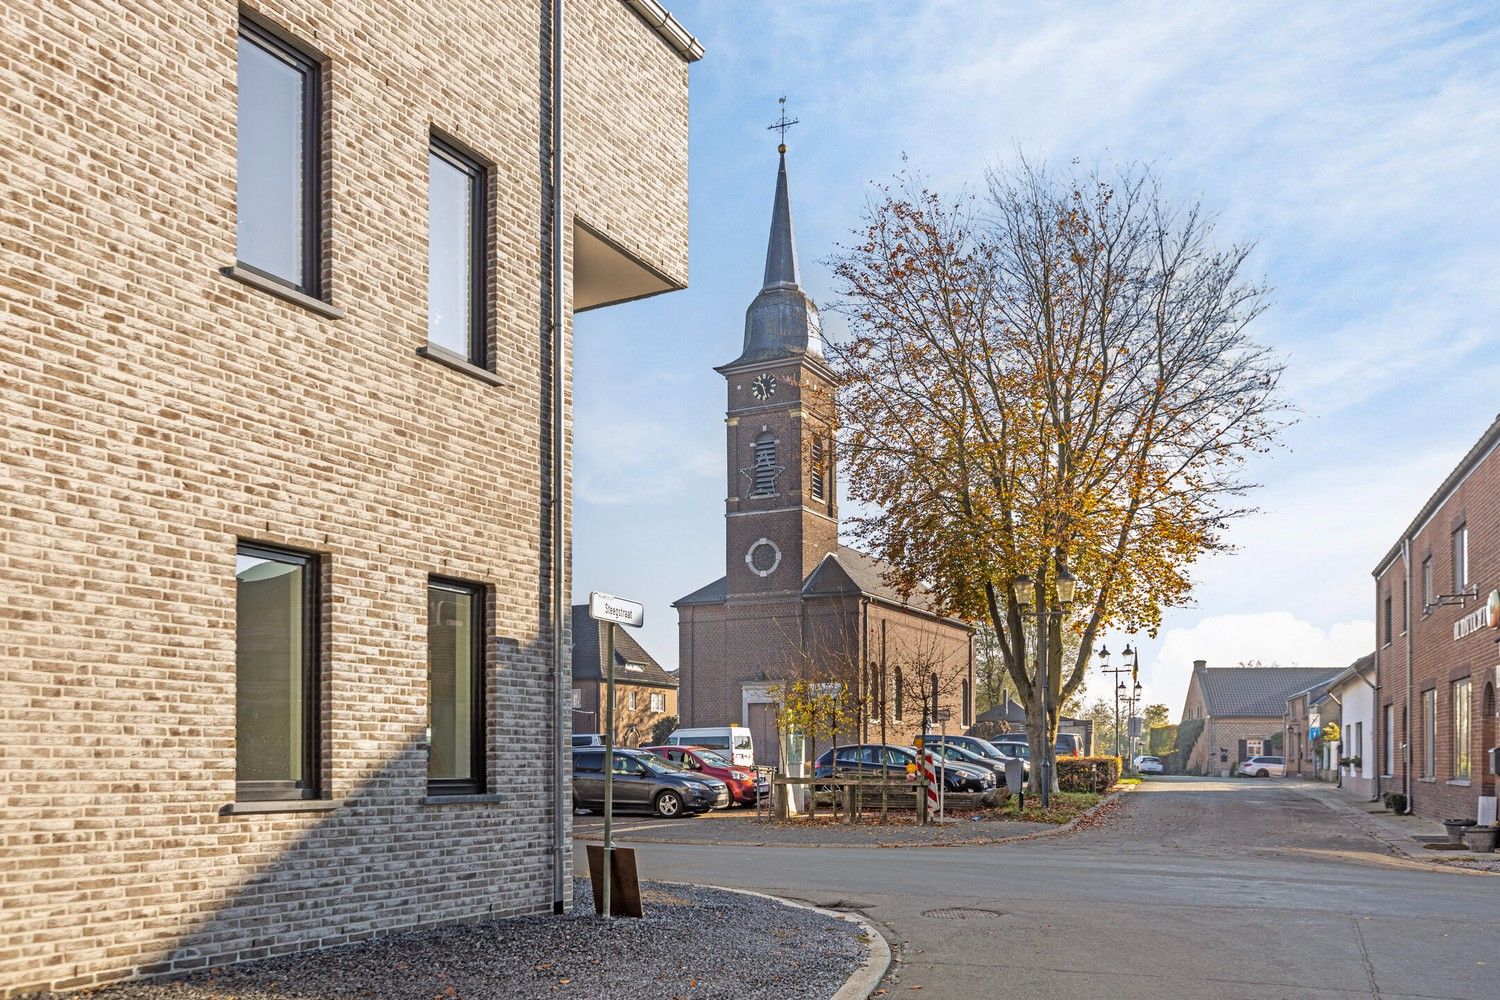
[666,882,891,999]
[938,780,1137,848]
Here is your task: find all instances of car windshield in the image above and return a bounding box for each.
[966,737,1005,758]
[695,750,732,767]
[998,743,1031,760]
[632,753,680,776]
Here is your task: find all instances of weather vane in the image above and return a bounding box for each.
[767,96,798,152]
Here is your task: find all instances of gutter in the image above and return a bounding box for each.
[548,0,568,914]
[1403,538,1413,814]
[621,0,704,62]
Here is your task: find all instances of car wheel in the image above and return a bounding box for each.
[654,790,685,818]
[1256,769,1269,778]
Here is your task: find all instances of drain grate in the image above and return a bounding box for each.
[922,906,1007,920]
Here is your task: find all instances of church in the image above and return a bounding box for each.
[673,140,974,768]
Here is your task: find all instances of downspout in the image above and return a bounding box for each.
[548,0,567,914]
[1403,538,1413,814]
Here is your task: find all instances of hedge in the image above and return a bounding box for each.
[1057,755,1122,793]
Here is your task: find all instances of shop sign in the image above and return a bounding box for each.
[1452,589,1500,641]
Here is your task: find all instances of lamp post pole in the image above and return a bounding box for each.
[1097,644,1133,760]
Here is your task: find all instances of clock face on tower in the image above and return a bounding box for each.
[749,373,778,400]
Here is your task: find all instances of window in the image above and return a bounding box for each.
[1453,677,1471,780]
[1351,722,1362,770]
[1422,556,1433,609]
[428,579,485,793]
[893,669,904,721]
[1383,593,1392,645]
[236,19,321,294]
[428,137,487,365]
[1421,688,1436,779]
[627,691,637,711]
[1401,580,1408,633]
[810,438,825,501]
[236,543,319,800]
[574,750,604,773]
[1452,524,1468,590]
[1382,704,1394,775]
[569,687,581,709]
[751,434,777,496]
[649,692,666,713]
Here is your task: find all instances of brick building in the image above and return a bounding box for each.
[1284,677,1340,780]
[570,605,677,745]
[1373,413,1500,823]
[1180,661,1341,774]
[673,145,974,767]
[0,1,699,993]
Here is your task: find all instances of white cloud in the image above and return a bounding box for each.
[1117,612,1373,723]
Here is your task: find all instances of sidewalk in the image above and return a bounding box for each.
[1291,780,1500,872]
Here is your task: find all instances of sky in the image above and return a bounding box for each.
[572,1,1500,721]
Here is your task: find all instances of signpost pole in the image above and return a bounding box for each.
[602,620,616,919]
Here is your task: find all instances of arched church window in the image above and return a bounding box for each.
[810,438,826,501]
[752,433,777,496]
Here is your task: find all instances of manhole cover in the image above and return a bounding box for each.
[922,906,1006,920]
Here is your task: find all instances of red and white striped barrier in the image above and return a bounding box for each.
[922,750,940,813]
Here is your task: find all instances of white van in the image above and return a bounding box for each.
[666,726,754,767]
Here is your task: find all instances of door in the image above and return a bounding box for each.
[610,752,653,808]
[748,701,780,769]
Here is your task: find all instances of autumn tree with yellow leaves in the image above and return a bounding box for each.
[826,159,1288,790]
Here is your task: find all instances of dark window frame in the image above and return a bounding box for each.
[1382,592,1392,645]
[427,576,488,796]
[235,541,321,802]
[236,16,323,299]
[428,135,489,368]
[1452,523,1468,590]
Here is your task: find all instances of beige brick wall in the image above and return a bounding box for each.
[0,1,692,993]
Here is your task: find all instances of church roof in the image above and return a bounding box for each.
[570,605,677,688]
[673,545,969,630]
[724,148,824,368]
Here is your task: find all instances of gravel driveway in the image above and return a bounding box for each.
[26,882,869,1000]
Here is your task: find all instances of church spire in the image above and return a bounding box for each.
[729,100,823,367]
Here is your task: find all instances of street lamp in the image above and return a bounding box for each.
[1010,558,1077,809]
[1098,644,1133,760]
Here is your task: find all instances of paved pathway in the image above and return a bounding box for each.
[582,777,1500,999]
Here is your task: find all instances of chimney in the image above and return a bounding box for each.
[1193,659,1207,670]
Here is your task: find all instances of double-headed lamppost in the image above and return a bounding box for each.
[1011,561,1078,809]
[1097,644,1134,759]
[1124,676,1143,769]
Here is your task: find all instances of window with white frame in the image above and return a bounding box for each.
[1452,524,1468,590]
[1382,703,1394,775]
[650,692,666,713]
[1453,677,1471,780]
[1421,688,1436,778]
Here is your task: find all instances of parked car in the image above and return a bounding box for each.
[642,744,768,806]
[572,748,729,817]
[1134,755,1164,775]
[1237,755,1285,778]
[925,739,1021,784]
[929,735,1031,777]
[571,733,605,749]
[994,733,1082,758]
[812,744,995,793]
[665,725,755,767]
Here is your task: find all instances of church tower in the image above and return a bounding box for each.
[715,143,838,600]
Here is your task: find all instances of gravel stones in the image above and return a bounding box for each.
[29,882,868,1000]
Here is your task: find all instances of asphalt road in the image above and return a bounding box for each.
[578,777,1500,999]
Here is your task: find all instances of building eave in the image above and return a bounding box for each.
[621,0,704,62]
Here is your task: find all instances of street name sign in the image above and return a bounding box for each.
[589,591,644,628]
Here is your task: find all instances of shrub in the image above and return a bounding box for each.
[1385,792,1407,813]
[1057,755,1123,793]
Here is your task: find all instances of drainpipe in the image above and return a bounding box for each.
[548,0,567,914]
[1402,538,1413,815]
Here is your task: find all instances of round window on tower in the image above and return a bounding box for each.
[745,538,782,578]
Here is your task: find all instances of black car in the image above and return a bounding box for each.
[925,740,1016,784]
[813,743,995,792]
[572,748,728,818]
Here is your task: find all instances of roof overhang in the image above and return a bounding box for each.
[621,0,704,62]
[574,219,684,312]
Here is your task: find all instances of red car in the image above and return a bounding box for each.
[643,745,767,806]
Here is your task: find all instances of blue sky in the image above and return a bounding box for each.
[573,1,1500,720]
